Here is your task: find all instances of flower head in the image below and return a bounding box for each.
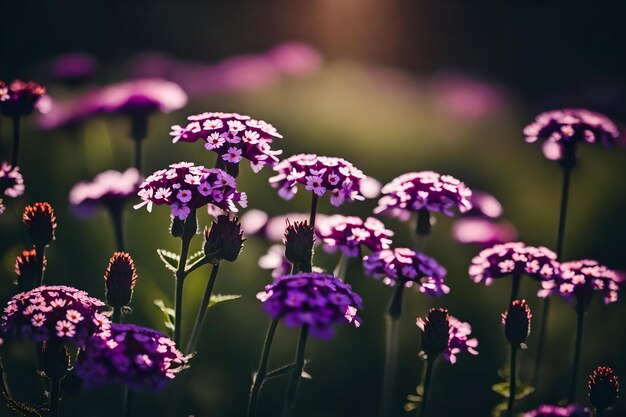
[375,171,472,221]
[363,248,449,296]
[256,272,363,339]
[258,244,292,278]
[14,249,46,292]
[469,242,559,285]
[523,404,591,417]
[134,163,246,220]
[452,218,518,247]
[417,309,478,364]
[74,323,189,391]
[0,80,47,117]
[283,221,315,270]
[70,168,142,218]
[104,252,138,310]
[465,191,503,219]
[170,112,283,173]
[203,215,245,262]
[318,215,394,257]
[94,79,187,116]
[270,154,367,206]
[0,162,25,198]
[588,366,619,410]
[1,285,109,348]
[538,260,621,305]
[23,202,57,248]
[502,299,532,347]
[50,53,98,84]
[242,211,330,242]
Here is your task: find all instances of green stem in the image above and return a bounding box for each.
[112,307,122,324]
[510,274,521,304]
[109,205,125,252]
[122,386,132,417]
[134,139,143,174]
[282,325,309,417]
[379,284,405,417]
[567,297,585,403]
[185,262,220,354]
[48,378,60,417]
[309,194,318,228]
[507,346,518,417]
[418,359,435,417]
[247,319,280,417]
[11,116,20,167]
[35,245,46,287]
[173,211,196,346]
[333,253,349,280]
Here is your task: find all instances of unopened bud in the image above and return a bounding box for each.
[588,366,619,411]
[284,220,314,272]
[15,249,45,292]
[22,202,57,248]
[104,252,138,310]
[203,215,245,262]
[502,299,531,347]
[418,308,450,359]
[170,217,184,237]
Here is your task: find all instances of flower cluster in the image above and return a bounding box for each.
[363,248,449,296]
[74,324,189,391]
[417,310,479,364]
[70,168,142,217]
[93,79,187,116]
[523,404,591,417]
[49,53,97,84]
[241,211,330,242]
[270,154,367,206]
[0,79,48,117]
[170,112,283,172]
[375,171,472,221]
[469,242,559,285]
[256,272,363,339]
[318,215,394,257]
[0,162,25,198]
[258,244,292,278]
[1,285,110,348]
[135,162,247,220]
[538,260,621,304]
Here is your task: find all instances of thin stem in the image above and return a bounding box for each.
[282,325,309,417]
[309,193,318,228]
[507,346,518,417]
[333,253,349,280]
[173,213,196,346]
[418,359,435,417]
[247,319,280,417]
[109,205,126,252]
[48,378,60,417]
[35,245,46,287]
[186,262,220,354]
[596,407,606,417]
[134,139,143,174]
[11,116,20,167]
[122,386,133,417]
[510,274,522,304]
[379,284,404,417]
[112,307,122,324]
[555,167,572,260]
[568,297,585,403]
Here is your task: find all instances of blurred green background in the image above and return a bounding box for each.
[1,2,625,416]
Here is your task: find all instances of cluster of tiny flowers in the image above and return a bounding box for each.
[1,286,110,348]
[70,168,142,217]
[74,324,189,391]
[269,154,367,206]
[0,79,48,117]
[0,162,25,198]
[258,244,292,278]
[134,162,247,220]
[94,79,187,116]
[256,272,363,339]
[523,404,591,417]
[241,210,330,242]
[318,215,394,257]
[363,248,449,296]
[417,314,478,364]
[374,171,472,221]
[538,260,621,304]
[170,112,282,172]
[469,242,559,285]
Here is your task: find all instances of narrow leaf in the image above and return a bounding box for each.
[154,299,175,331]
[156,249,179,272]
[208,294,242,308]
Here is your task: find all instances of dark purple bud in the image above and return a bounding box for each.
[170,217,184,237]
[502,299,531,347]
[419,308,450,359]
[284,220,314,272]
[14,249,45,292]
[0,80,47,117]
[203,215,245,262]
[22,202,57,248]
[104,252,138,310]
[42,341,70,381]
[588,366,619,411]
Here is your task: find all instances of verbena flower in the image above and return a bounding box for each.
[170,112,283,173]
[502,299,532,347]
[417,309,478,364]
[469,242,559,285]
[258,244,292,278]
[0,162,25,198]
[318,215,394,257]
[363,248,449,296]
[14,249,46,292]
[74,323,189,391]
[538,260,621,304]
[523,404,591,417]
[256,272,363,339]
[23,202,57,248]
[1,285,110,348]
[70,168,142,217]
[524,109,619,161]
[94,79,187,117]
[452,217,517,247]
[374,171,472,221]
[0,199,4,215]
[0,80,48,117]
[241,211,330,242]
[270,154,367,206]
[588,366,619,411]
[49,53,97,84]
[104,252,138,311]
[134,162,247,220]
[465,191,503,218]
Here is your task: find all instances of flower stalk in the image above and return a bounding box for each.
[506,346,518,417]
[11,116,20,167]
[379,283,404,417]
[247,319,280,417]
[186,262,220,354]
[173,209,197,346]
[418,358,435,417]
[282,325,309,417]
[567,295,586,403]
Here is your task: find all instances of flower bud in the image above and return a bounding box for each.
[203,215,245,262]
[501,299,532,347]
[15,249,45,292]
[588,366,619,411]
[418,308,450,359]
[0,80,46,117]
[104,252,138,310]
[42,341,70,381]
[170,217,184,237]
[284,220,314,272]
[22,202,57,248]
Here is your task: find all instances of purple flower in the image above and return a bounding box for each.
[431,73,506,120]
[363,248,449,296]
[469,242,559,285]
[374,171,472,221]
[452,218,517,247]
[318,215,394,257]
[538,260,621,304]
[0,162,25,198]
[256,272,363,339]
[243,211,330,242]
[1,285,110,348]
[0,80,48,117]
[49,53,98,84]
[258,244,292,278]
[523,404,591,417]
[95,79,187,116]
[270,154,367,206]
[74,323,189,391]
[170,112,282,172]
[267,42,322,77]
[465,191,503,218]
[417,310,478,364]
[134,163,247,220]
[69,168,142,217]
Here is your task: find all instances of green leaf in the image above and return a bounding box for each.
[156,249,179,272]
[187,250,205,266]
[491,400,507,417]
[265,364,296,379]
[208,294,242,308]
[491,381,535,400]
[154,299,175,331]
